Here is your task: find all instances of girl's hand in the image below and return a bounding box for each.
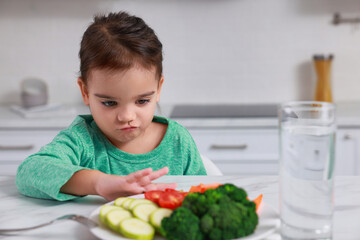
[95,167,176,201]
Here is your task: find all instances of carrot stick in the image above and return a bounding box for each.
[189,183,222,193]
[253,194,263,211]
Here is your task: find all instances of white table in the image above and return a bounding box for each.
[0,175,359,240]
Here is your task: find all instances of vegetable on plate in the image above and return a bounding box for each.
[162,184,259,240]
[189,183,223,194]
[98,197,173,240]
[106,208,132,232]
[119,218,155,240]
[145,189,187,210]
[98,183,262,240]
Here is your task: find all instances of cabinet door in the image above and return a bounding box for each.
[0,130,61,175]
[335,129,360,176]
[188,128,279,175]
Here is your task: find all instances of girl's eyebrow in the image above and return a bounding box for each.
[94,94,116,100]
[138,91,155,98]
[94,91,155,99]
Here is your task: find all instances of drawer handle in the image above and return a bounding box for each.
[0,145,35,151]
[210,144,248,150]
[343,134,352,140]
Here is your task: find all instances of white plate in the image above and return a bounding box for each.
[89,194,280,240]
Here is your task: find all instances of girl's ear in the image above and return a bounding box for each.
[77,78,90,106]
[156,76,164,103]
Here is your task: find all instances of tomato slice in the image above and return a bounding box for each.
[158,191,185,209]
[164,188,177,192]
[144,190,163,204]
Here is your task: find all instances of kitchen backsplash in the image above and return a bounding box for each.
[1,0,360,105]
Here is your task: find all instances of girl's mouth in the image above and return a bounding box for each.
[120,126,137,132]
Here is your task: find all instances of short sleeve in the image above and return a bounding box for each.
[179,127,207,175]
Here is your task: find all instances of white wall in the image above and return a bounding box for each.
[1,0,360,106]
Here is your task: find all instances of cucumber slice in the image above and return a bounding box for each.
[114,197,129,207]
[149,208,173,232]
[129,199,157,210]
[119,217,155,240]
[133,203,158,222]
[105,209,132,232]
[122,198,135,210]
[99,205,124,224]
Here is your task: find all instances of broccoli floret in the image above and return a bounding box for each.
[204,188,225,203]
[200,195,258,240]
[181,192,211,216]
[182,188,226,217]
[214,184,256,210]
[174,184,259,240]
[161,207,204,240]
[215,183,247,203]
[199,214,213,234]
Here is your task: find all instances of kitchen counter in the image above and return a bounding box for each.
[0,175,359,240]
[1,101,360,129]
[167,102,360,129]
[0,104,90,129]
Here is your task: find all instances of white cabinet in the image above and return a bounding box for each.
[189,128,279,175]
[189,127,360,176]
[0,104,89,176]
[0,129,61,175]
[335,129,360,176]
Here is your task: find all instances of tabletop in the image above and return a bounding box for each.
[0,175,360,240]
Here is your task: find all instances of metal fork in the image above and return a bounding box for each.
[0,214,98,233]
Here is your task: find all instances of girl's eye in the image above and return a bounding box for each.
[102,101,117,107]
[136,99,150,105]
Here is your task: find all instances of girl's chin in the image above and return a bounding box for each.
[111,131,141,144]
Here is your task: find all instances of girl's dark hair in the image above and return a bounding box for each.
[79,12,163,84]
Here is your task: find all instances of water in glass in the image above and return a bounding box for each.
[280,124,335,240]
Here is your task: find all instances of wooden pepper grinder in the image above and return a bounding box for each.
[313,54,334,102]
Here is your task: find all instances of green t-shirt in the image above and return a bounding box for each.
[16,115,206,201]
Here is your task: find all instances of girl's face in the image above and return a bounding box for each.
[78,66,163,149]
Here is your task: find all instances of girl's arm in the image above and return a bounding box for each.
[60,167,176,201]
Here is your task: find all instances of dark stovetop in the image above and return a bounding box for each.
[170,104,279,118]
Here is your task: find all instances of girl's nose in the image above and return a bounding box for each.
[117,106,135,123]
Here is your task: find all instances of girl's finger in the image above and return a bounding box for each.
[148,167,169,181]
[138,175,151,186]
[126,168,152,184]
[137,167,169,187]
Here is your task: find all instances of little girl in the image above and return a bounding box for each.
[16,11,207,201]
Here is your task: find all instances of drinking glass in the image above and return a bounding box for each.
[279,101,336,240]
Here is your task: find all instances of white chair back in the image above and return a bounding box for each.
[200,154,223,176]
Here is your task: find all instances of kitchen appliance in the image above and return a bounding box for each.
[21,78,48,108]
